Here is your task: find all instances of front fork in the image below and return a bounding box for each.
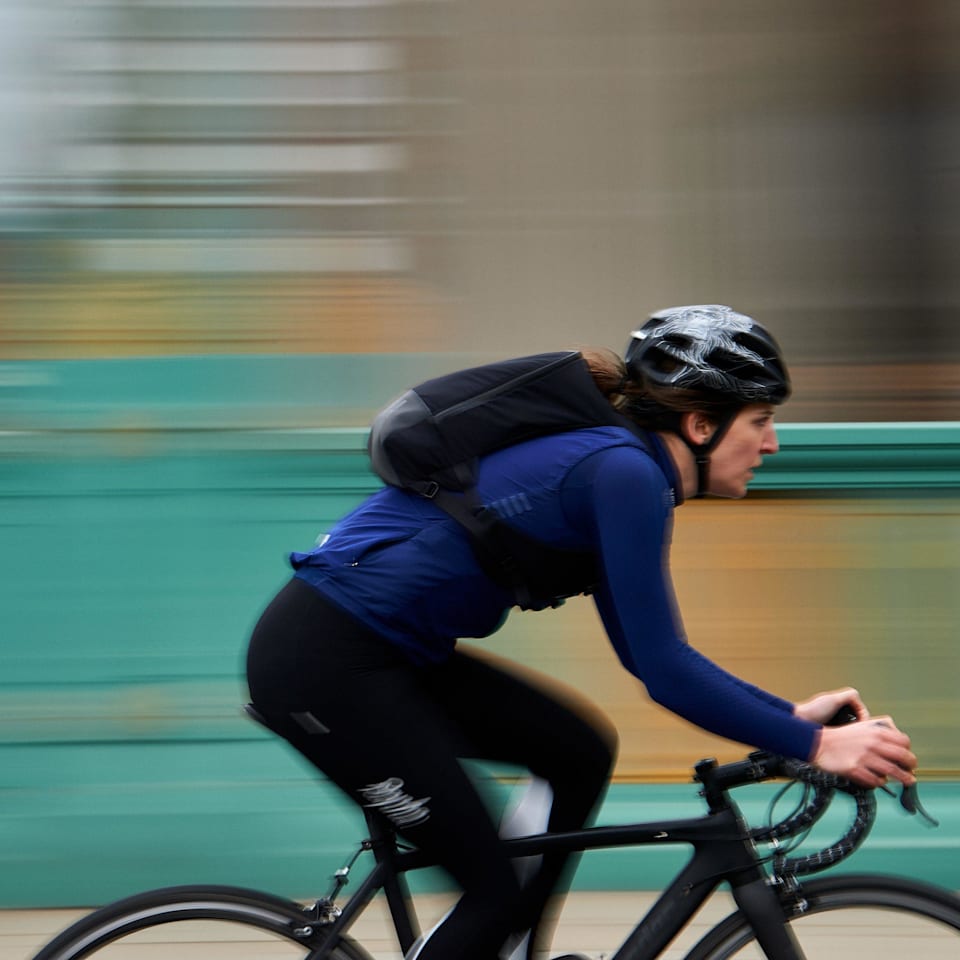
[729,874,808,960]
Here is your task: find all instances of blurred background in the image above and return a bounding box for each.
[1,0,959,909]
[2,0,959,413]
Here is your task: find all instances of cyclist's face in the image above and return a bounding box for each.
[707,404,779,499]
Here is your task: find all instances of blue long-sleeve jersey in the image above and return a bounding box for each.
[291,426,819,761]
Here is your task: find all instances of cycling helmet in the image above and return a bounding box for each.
[625,304,790,405]
[624,305,790,498]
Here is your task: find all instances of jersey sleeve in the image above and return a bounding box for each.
[561,445,819,762]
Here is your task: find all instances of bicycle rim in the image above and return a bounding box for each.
[685,875,960,959]
[30,885,376,960]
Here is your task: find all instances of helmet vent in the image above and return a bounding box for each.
[648,346,681,374]
[708,348,753,375]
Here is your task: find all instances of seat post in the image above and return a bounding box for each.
[363,810,421,953]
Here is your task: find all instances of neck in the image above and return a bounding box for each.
[657,431,701,501]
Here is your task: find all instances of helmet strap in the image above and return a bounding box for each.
[678,410,738,499]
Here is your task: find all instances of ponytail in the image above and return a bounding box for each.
[581,347,739,429]
[580,348,631,411]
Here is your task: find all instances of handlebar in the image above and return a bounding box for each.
[695,751,898,880]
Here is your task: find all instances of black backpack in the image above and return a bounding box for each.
[368,351,646,610]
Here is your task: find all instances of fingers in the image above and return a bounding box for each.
[848,689,871,722]
[834,686,871,722]
[812,717,917,787]
[870,720,917,786]
[850,744,918,788]
[794,686,871,725]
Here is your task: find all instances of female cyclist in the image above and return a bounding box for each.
[246,304,916,960]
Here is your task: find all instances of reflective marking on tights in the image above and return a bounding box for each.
[359,777,431,827]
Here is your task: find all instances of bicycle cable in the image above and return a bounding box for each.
[763,780,815,859]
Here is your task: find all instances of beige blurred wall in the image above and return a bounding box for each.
[437,2,959,420]
[1,2,958,420]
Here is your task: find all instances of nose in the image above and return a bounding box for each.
[761,424,780,455]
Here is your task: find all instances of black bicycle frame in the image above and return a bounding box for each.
[307,801,806,960]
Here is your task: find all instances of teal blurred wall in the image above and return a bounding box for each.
[2,356,959,907]
[2,0,959,911]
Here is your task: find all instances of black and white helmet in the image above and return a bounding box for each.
[625,304,790,405]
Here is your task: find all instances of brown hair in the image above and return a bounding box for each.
[580,348,740,430]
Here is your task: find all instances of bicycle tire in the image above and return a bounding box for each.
[685,874,960,959]
[30,884,376,960]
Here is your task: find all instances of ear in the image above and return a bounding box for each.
[679,411,716,447]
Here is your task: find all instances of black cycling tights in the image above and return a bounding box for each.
[246,577,617,960]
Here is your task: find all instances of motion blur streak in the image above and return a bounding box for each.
[0,1,957,423]
[1,0,958,910]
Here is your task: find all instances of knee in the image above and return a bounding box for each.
[592,712,619,774]
[574,710,619,787]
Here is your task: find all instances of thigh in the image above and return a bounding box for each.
[422,647,618,793]
[290,669,523,897]
[247,583,520,896]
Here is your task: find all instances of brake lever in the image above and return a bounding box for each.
[900,782,940,827]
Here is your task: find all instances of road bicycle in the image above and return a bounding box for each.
[31,705,960,960]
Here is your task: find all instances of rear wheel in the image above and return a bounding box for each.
[686,875,960,959]
[30,885,375,960]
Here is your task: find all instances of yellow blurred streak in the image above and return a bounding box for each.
[0,274,450,359]
[479,496,960,780]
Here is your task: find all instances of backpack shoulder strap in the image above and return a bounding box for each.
[430,432,655,611]
[430,487,538,610]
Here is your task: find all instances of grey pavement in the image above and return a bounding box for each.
[4,890,958,960]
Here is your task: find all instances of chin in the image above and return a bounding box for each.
[710,483,749,500]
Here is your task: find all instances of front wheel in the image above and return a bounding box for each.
[686,874,960,959]
[30,885,375,960]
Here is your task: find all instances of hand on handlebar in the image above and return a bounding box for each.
[794,686,869,725]
[811,715,917,789]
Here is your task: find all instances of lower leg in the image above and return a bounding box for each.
[408,891,523,960]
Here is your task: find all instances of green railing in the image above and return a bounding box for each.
[756,421,960,491]
[3,354,959,488]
